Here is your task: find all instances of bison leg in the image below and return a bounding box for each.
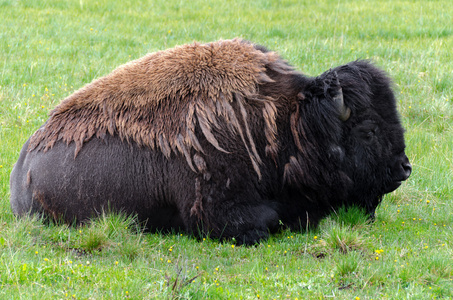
[190,192,280,245]
[234,204,280,245]
[183,154,282,245]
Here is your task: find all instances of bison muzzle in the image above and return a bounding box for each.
[10,39,411,245]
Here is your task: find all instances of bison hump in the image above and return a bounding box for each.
[28,39,292,178]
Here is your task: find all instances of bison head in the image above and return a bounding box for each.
[292,60,411,220]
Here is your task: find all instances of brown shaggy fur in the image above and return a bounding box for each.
[28,39,293,178]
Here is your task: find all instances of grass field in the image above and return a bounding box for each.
[1,0,452,299]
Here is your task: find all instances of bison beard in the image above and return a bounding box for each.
[10,39,411,245]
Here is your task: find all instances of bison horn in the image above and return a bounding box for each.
[333,72,351,121]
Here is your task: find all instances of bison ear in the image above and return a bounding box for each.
[332,71,351,121]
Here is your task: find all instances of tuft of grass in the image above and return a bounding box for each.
[308,207,372,259]
[335,251,361,277]
[73,213,143,255]
[330,205,371,227]
[78,224,109,253]
[323,225,370,254]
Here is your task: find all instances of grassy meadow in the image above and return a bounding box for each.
[1,0,452,298]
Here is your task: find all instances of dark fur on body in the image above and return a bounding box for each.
[10,39,411,245]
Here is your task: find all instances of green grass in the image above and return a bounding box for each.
[1,0,452,298]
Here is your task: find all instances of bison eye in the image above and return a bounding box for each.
[352,120,379,143]
[351,120,380,143]
[363,128,379,141]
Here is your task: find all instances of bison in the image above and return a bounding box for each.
[10,39,411,245]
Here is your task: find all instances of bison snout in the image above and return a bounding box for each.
[393,153,412,182]
[384,153,412,194]
[396,153,412,182]
[401,159,412,181]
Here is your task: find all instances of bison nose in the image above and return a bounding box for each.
[402,161,412,180]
